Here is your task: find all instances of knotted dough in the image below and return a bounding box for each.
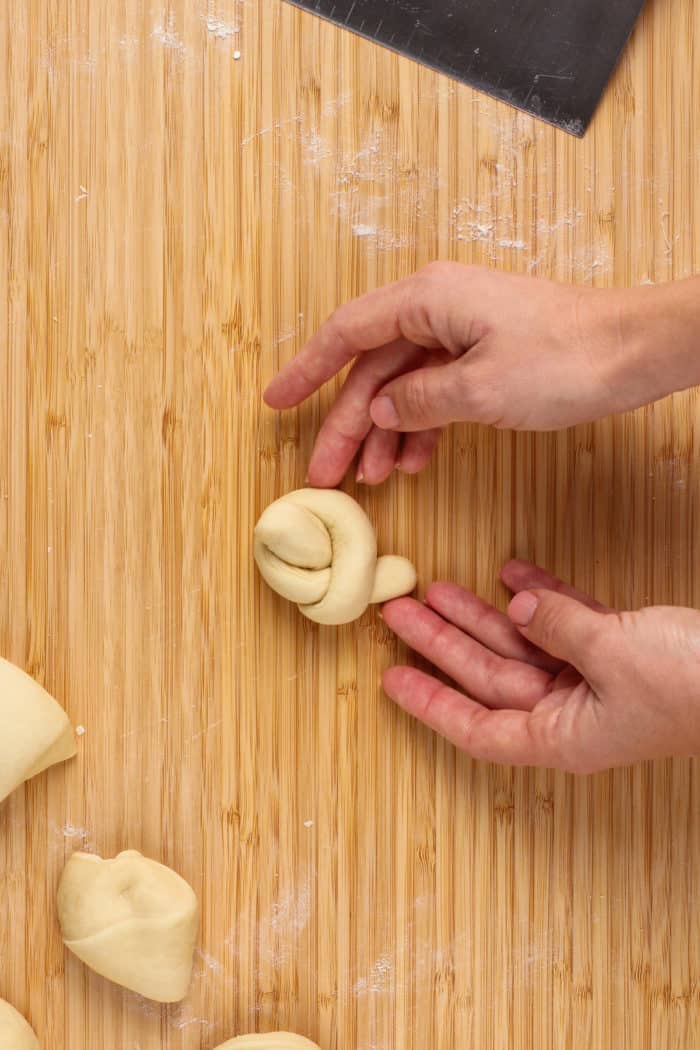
[254,489,417,625]
[57,850,199,1003]
[215,1036,320,1049]
[0,657,76,805]
[0,999,39,1050]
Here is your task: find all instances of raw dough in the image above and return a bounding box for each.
[215,1036,320,1050]
[0,657,77,804]
[0,998,39,1050]
[254,489,417,625]
[57,849,199,1003]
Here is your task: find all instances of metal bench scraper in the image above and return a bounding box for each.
[285,0,644,135]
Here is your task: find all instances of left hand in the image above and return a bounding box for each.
[262,265,683,487]
[381,560,700,773]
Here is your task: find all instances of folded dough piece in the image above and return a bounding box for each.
[215,1036,320,1050]
[0,998,39,1050]
[254,488,417,625]
[57,850,199,1003]
[0,657,77,804]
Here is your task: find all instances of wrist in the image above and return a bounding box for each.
[598,279,700,413]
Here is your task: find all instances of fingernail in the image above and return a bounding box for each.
[371,396,400,429]
[508,592,539,626]
[356,466,365,483]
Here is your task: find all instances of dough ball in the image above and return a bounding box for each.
[254,488,417,625]
[0,657,77,804]
[57,849,199,1003]
[215,1036,320,1050]
[0,999,39,1049]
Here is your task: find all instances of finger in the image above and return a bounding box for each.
[508,588,608,670]
[263,280,419,409]
[382,597,552,710]
[370,360,478,433]
[383,666,568,768]
[397,428,443,475]
[264,262,479,409]
[424,582,563,674]
[306,341,422,488]
[356,427,401,485]
[501,560,612,613]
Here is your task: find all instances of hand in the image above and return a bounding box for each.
[263,264,692,487]
[381,560,700,773]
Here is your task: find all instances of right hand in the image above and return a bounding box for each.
[381,560,700,773]
[264,263,680,487]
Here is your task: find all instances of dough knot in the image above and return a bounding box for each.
[254,488,417,625]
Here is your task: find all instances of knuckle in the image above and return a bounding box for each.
[401,263,479,347]
[417,260,454,283]
[296,355,322,390]
[323,307,347,347]
[416,678,447,723]
[459,705,491,753]
[417,260,475,284]
[526,710,561,767]
[402,374,431,422]
[535,604,565,651]
[534,600,601,662]
[425,616,454,654]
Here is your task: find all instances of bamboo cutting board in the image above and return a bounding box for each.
[0,1,699,1048]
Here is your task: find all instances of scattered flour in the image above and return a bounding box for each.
[225,873,314,971]
[127,991,217,1032]
[119,35,140,53]
[352,224,378,238]
[50,822,96,854]
[270,878,311,935]
[202,14,240,39]
[300,129,334,164]
[152,15,186,52]
[536,209,584,235]
[59,823,89,840]
[322,92,353,116]
[497,238,528,250]
[353,952,393,997]
[194,948,225,975]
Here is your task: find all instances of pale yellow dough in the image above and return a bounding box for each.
[215,1035,320,1050]
[57,850,199,1003]
[0,998,39,1050]
[254,488,417,625]
[0,657,76,804]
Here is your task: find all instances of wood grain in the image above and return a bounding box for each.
[1,1,699,1047]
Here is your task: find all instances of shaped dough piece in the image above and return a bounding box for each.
[215,1036,320,1050]
[0,999,39,1050]
[0,657,77,804]
[254,489,417,625]
[57,850,199,1003]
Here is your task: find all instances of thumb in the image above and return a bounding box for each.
[370,362,470,432]
[507,589,603,668]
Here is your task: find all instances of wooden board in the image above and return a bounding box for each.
[0,1,698,1047]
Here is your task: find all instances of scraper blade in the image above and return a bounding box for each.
[285,0,644,135]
